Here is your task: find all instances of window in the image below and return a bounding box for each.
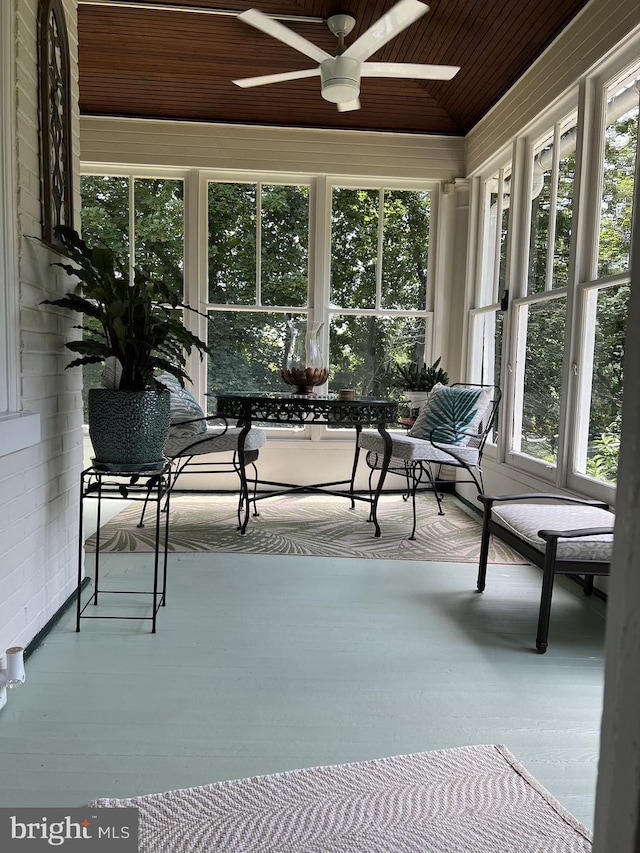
[206,181,310,417]
[468,165,511,444]
[0,0,40,456]
[80,174,185,412]
[527,115,577,295]
[204,180,433,419]
[467,51,639,500]
[571,65,639,487]
[79,173,436,436]
[513,295,567,464]
[574,282,628,484]
[512,113,577,467]
[328,186,432,399]
[81,175,184,296]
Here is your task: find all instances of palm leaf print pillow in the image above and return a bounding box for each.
[408,384,491,444]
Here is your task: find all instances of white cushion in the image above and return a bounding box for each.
[359,430,480,466]
[101,356,123,389]
[164,426,266,459]
[408,383,492,445]
[158,373,207,436]
[492,503,614,562]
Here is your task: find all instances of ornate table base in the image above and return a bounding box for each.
[216,393,398,537]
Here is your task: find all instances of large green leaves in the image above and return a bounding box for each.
[41,225,211,390]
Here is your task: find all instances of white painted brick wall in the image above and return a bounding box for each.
[0,0,82,653]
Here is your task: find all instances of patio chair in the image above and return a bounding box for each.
[138,377,266,528]
[476,493,614,653]
[356,383,501,539]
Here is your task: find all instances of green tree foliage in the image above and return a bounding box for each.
[598,112,638,275]
[81,176,184,296]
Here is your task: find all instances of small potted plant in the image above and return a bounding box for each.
[394,356,450,417]
[42,225,212,469]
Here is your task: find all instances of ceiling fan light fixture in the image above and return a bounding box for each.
[320,56,361,104]
[233,2,456,112]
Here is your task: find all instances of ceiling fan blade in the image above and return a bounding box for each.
[234,68,320,89]
[337,98,361,112]
[342,0,430,64]
[237,9,331,64]
[361,62,460,81]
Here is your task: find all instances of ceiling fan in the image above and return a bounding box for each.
[233,0,460,112]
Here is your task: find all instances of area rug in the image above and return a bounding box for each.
[90,744,592,853]
[85,492,526,564]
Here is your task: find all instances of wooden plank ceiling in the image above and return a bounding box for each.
[77,0,591,135]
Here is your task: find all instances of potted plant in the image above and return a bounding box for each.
[42,225,211,469]
[393,356,450,417]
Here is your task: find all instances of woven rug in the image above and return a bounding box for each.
[85,492,526,563]
[90,744,592,853]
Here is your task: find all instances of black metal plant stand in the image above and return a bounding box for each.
[76,463,171,633]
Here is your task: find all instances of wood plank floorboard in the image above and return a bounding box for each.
[0,551,605,830]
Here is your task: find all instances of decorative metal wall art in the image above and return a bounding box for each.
[38,0,73,246]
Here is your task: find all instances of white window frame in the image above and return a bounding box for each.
[466,36,640,504]
[201,170,315,436]
[80,166,441,443]
[0,0,40,457]
[565,58,640,500]
[467,159,512,455]
[79,165,194,358]
[321,176,437,439]
[505,96,579,485]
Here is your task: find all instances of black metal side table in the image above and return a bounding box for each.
[77,463,171,633]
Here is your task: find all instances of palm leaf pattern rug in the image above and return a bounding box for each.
[85,492,526,564]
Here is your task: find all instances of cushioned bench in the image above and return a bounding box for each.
[477,493,615,653]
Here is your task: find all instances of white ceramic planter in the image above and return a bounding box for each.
[403,390,430,418]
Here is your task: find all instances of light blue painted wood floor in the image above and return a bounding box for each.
[0,547,606,831]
